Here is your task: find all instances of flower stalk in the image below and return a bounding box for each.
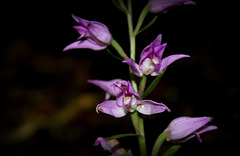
[130,111,147,156]
[139,75,147,96]
[127,0,136,61]
[127,1,147,155]
[151,131,167,156]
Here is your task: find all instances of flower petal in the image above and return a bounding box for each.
[126,81,141,100]
[153,43,167,60]
[123,58,143,77]
[152,34,162,47]
[96,100,127,118]
[88,21,112,45]
[88,79,122,97]
[72,14,89,27]
[157,54,190,74]
[149,0,196,14]
[165,116,213,141]
[63,40,107,51]
[73,25,88,37]
[94,137,129,155]
[136,100,170,115]
[179,125,218,143]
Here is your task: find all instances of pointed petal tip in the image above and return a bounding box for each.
[63,46,70,52]
[122,58,143,77]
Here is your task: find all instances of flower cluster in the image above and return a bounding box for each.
[64,0,217,156]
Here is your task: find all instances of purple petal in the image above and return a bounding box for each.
[88,21,112,45]
[116,94,124,107]
[88,79,122,97]
[96,100,127,118]
[94,137,131,156]
[63,40,107,51]
[126,81,141,100]
[94,137,116,151]
[73,26,88,37]
[153,43,167,59]
[176,125,218,143]
[72,14,89,27]
[198,125,218,134]
[156,54,190,74]
[136,100,170,115]
[122,59,143,77]
[139,44,152,66]
[152,34,162,47]
[166,116,213,141]
[149,0,196,14]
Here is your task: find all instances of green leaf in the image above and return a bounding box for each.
[105,133,140,140]
[141,68,167,99]
[134,3,150,34]
[112,0,128,14]
[135,16,158,36]
[161,145,181,156]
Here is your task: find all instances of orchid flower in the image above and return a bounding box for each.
[123,34,190,77]
[165,116,217,143]
[94,137,133,156]
[148,0,196,14]
[63,14,112,51]
[89,79,170,118]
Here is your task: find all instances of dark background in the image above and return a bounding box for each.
[0,0,239,155]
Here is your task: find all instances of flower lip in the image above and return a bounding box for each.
[142,58,155,75]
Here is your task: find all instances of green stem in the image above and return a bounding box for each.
[127,0,136,61]
[139,75,147,96]
[130,111,147,156]
[134,3,149,34]
[151,131,167,156]
[110,39,129,60]
[127,1,147,156]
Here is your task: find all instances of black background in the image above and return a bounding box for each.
[1,0,239,155]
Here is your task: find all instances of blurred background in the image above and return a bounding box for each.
[0,0,239,155]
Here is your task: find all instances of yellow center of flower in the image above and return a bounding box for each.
[152,58,159,64]
[124,96,131,104]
